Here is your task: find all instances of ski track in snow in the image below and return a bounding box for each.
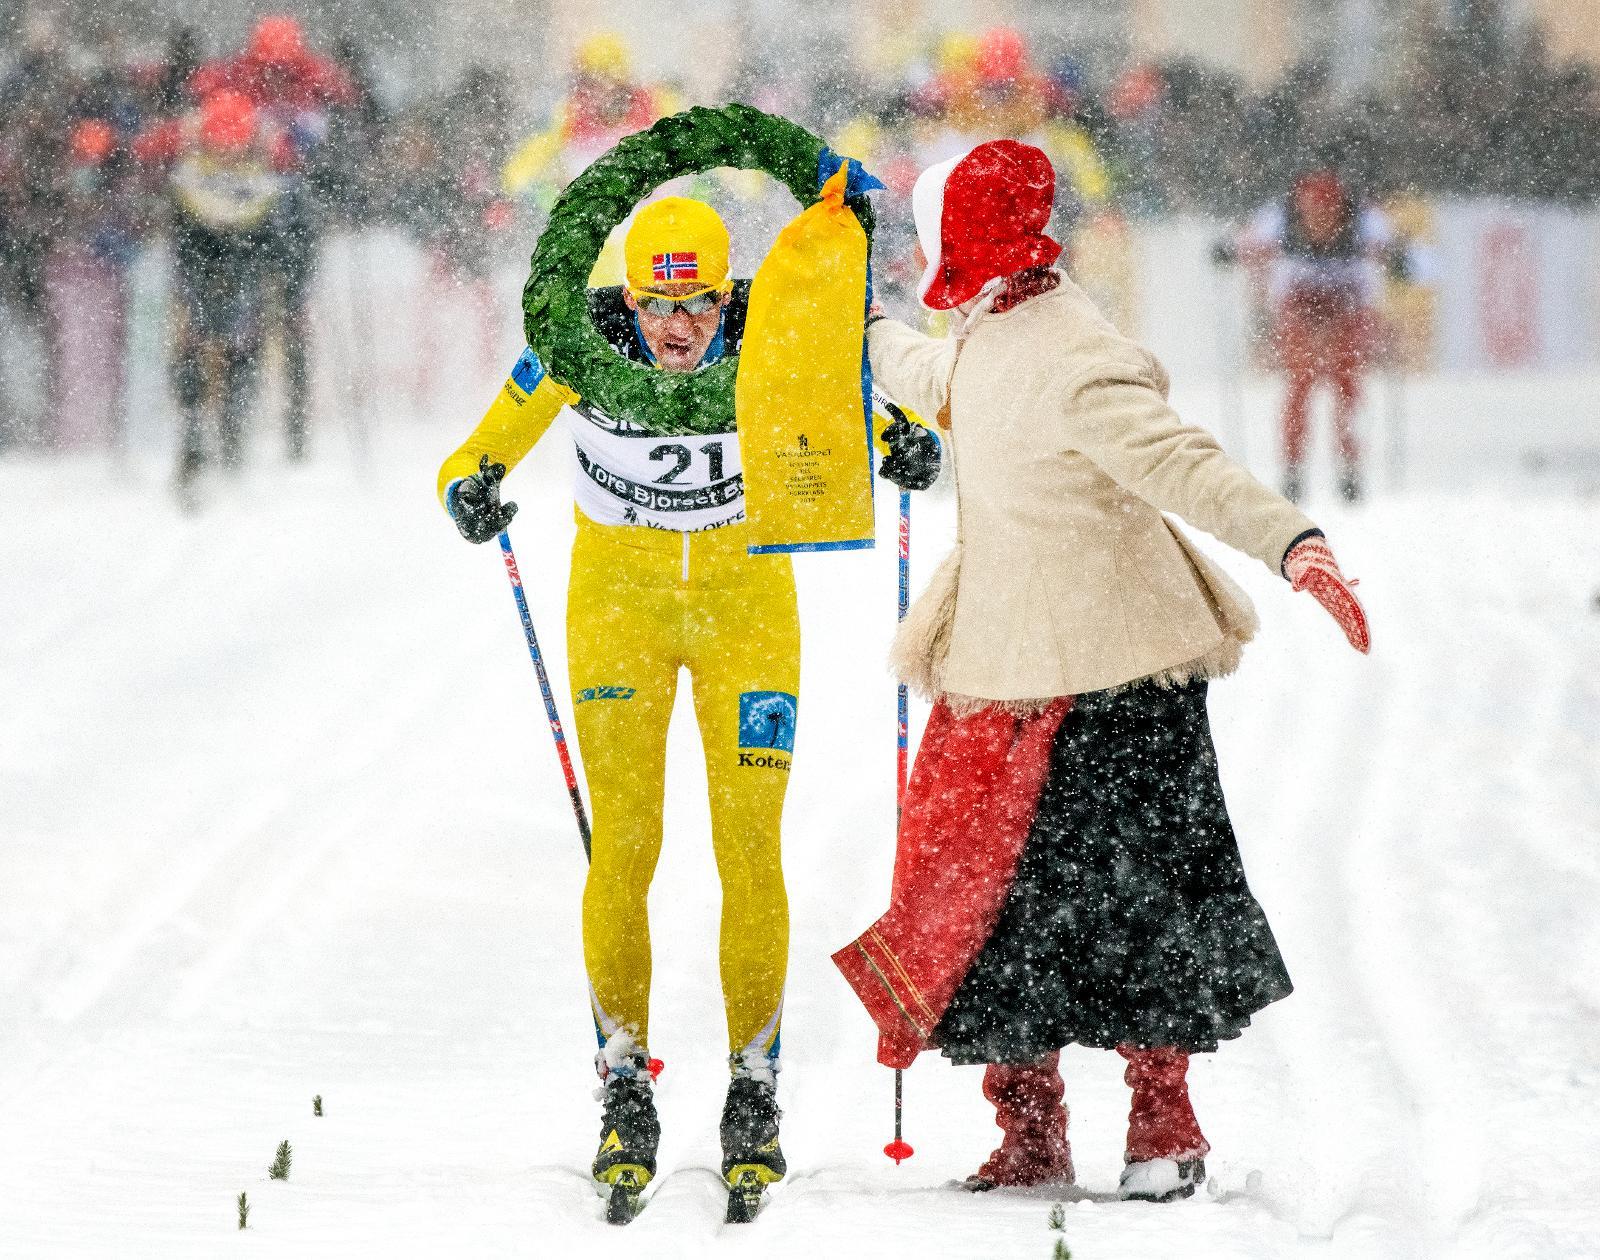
[3,381,1599,1259]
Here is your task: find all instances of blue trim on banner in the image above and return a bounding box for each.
[861,257,876,508]
[748,538,875,555]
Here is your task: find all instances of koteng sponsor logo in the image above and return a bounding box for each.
[738,691,797,753]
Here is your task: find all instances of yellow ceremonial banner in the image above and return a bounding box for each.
[736,164,875,554]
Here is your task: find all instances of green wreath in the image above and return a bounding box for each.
[521,103,874,437]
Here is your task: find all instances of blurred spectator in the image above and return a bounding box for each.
[390,64,516,406]
[44,110,141,450]
[318,35,387,224]
[2,17,73,445]
[500,31,676,216]
[6,10,1600,472]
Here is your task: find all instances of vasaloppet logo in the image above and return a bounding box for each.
[738,691,797,754]
[576,685,637,704]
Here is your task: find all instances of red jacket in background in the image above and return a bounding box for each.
[189,49,355,115]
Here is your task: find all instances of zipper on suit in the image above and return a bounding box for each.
[681,531,690,583]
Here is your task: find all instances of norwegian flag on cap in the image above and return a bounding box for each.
[652,252,699,282]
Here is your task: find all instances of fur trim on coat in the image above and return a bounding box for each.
[890,543,1258,716]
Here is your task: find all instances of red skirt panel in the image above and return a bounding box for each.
[832,697,1072,1067]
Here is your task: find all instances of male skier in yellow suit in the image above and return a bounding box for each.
[437,196,939,1213]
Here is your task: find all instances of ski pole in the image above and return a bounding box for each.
[885,488,915,1167]
[346,229,374,471]
[497,530,591,859]
[897,489,910,817]
[1214,249,1250,470]
[1385,336,1406,494]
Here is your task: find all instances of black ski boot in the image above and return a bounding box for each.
[721,1075,785,1223]
[593,1070,659,1225]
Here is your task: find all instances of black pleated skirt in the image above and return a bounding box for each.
[934,677,1292,1065]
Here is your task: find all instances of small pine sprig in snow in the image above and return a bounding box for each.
[237,1192,249,1230]
[1047,1202,1070,1259]
[313,1095,322,1117]
[268,1140,292,1180]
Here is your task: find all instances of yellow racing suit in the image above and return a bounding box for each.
[438,344,796,1073]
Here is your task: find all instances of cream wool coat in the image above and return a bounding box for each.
[870,277,1317,710]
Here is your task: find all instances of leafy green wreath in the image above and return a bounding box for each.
[521,103,874,437]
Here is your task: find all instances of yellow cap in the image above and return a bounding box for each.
[576,31,631,80]
[624,197,731,299]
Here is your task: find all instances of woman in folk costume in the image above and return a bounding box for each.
[833,140,1370,1202]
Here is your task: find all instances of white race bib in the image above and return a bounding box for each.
[566,401,744,532]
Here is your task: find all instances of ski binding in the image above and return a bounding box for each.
[599,1165,648,1225]
[724,1164,777,1224]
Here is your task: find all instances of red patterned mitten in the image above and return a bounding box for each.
[1284,535,1371,654]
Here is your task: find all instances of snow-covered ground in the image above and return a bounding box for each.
[3,361,1599,1259]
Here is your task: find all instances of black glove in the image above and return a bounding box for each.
[1210,240,1238,267]
[878,414,941,491]
[448,453,518,543]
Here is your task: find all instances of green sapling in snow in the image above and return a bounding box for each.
[1047,1202,1070,1259]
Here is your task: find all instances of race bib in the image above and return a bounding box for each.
[566,401,744,531]
[172,155,283,230]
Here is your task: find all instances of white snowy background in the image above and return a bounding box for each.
[3,238,1600,1259]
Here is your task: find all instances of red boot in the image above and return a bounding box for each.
[966,1052,1074,1189]
[1117,1046,1209,1201]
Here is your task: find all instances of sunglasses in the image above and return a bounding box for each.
[635,291,722,317]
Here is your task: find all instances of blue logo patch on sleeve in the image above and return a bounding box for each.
[510,347,546,395]
[738,691,798,753]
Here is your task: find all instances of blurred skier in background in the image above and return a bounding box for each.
[188,15,356,461]
[836,139,1370,1203]
[135,88,289,503]
[1216,161,1407,503]
[436,195,938,1217]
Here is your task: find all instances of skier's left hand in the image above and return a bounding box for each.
[879,415,941,491]
[1284,534,1370,653]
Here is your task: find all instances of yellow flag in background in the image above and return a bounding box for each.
[736,164,874,553]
